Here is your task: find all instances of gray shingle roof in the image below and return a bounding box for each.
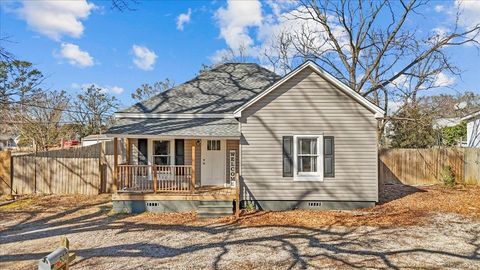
[107,118,240,137]
[120,63,281,114]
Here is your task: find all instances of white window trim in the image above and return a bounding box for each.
[293,135,324,181]
[150,139,175,165]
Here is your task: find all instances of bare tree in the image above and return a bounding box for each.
[13,90,68,151]
[69,85,119,138]
[0,60,44,135]
[131,78,174,101]
[264,0,480,137]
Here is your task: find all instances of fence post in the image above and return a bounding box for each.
[9,151,14,196]
[98,142,106,194]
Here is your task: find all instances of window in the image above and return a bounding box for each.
[175,139,185,165]
[138,139,148,165]
[297,138,317,173]
[153,141,171,165]
[293,135,323,181]
[207,140,221,151]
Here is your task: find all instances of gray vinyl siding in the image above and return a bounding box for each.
[240,67,378,202]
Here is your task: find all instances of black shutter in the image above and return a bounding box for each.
[283,136,293,177]
[175,139,185,165]
[324,136,335,177]
[137,139,148,165]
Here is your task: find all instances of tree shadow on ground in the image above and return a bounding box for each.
[379,184,426,204]
[0,200,479,270]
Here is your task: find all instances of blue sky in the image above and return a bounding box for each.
[1,0,480,109]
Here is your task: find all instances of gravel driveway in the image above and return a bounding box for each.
[0,192,479,269]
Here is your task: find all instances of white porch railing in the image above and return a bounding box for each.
[117,164,193,192]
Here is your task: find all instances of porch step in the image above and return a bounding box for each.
[197,201,233,219]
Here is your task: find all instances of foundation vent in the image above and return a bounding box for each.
[308,202,322,207]
[147,202,159,207]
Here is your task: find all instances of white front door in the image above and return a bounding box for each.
[201,139,226,186]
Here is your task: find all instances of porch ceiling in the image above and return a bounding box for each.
[105,117,240,138]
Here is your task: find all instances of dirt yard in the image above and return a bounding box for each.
[0,185,479,269]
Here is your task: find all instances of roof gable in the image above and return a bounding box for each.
[120,63,280,115]
[233,61,385,118]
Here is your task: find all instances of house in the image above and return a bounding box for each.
[433,117,462,129]
[0,134,17,150]
[461,111,480,147]
[105,61,384,216]
[81,134,112,147]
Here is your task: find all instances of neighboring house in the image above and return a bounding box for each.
[106,61,384,215]
[81,134,112,147]
[0,134,17,150]
[433,117,462,129]
[462,111,480,147]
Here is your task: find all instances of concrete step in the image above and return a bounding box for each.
[198,207,233,213]
[198,201,233,207]
[197,201,234,218]
[198,204,232,209]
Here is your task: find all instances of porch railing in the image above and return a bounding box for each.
[117,164,193,193]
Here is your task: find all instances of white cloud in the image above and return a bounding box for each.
[388,99,404,114]
[432,27,449,38]
[215,0,263,50]
[254,6,343,69]
[132,45,157,71]
[59,43,94,68]
[434,72,455,87]
[434,5,444,13]
[391,74,412,92]
[176,8,192,31]
[456,1,480,30]
[266,0,297,17]
[212,1,352,70]
[72,83,124,94]
[110,86,125,94]
[17,0,95,40]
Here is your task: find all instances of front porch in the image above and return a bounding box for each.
[110,137,241,216]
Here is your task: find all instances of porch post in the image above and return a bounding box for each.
[125,138,131,164]
[235,172,240,218]
[125,138,131,188]
[113,137,118,193]
[191,139,196,192]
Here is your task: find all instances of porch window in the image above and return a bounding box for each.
[153,141,171,165]
[293,135,323,181]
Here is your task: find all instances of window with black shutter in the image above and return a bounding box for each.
[283,136,293,177]
[324,136,335,177]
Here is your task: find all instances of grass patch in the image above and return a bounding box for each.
[0,198,33,210]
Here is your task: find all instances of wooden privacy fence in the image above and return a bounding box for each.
[5,142,117,195]
[379,148,480,186]
[0,151,12,194]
